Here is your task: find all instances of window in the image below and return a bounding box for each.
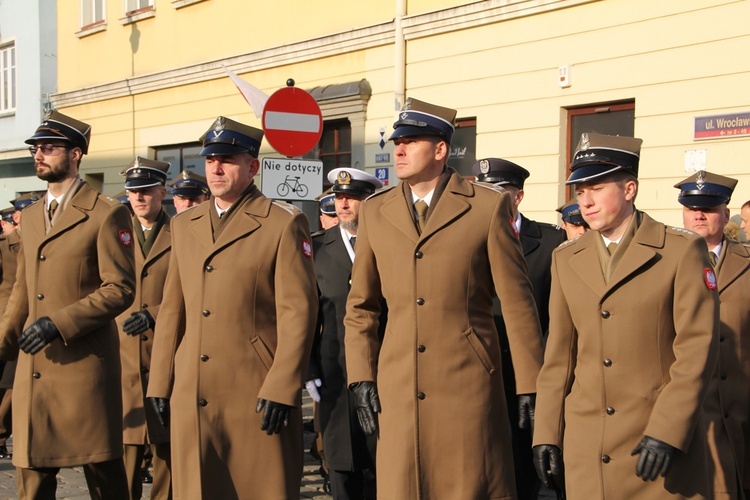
[0,42,16,113]
[314,119,352,186]
[449,118,477,177]
[155,143,204,198]
[81,0,106,29]
[125,0,153,15]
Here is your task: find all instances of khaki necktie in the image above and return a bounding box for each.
[414,200,428,234]
[48,199,59,220]
[607,242,618,255]
[709,251,718,267]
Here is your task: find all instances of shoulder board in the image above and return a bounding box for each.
[472,181,507,195]
[311,229,326,238]
[557,237,579,248]
[365,185,397,201]
[271,200,301,215]
[666,226,696,237]
[538,221,563,231]
[99,194,121,207]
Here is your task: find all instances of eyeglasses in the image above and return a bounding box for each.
[28,144,70,157]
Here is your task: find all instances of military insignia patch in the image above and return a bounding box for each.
[479,159,490,174]
[704,268,717,290]
[302,238,312,258]
[119,230,133,247]
[509,218,519,237]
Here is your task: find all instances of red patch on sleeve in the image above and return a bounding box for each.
[119,230,133,247]
[509,218,519,237]
[704,268,717,290]
[302,239,312,258]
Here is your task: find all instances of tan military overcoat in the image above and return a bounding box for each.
[345,170,544,499]
[0,182,136,468]
[147,185,317,499]
[704,238,750,498]
[117,214,171,445]
[0,230,21,389]
[534,213,720,499]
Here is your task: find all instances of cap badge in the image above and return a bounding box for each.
[43,109,54,120]
[400,112,408,120]
[181,170,190,180]
[580,133,590,151]
[212,117,226,138]
[479,159,490,175]
[338,171,351,185]
[696,170,706,190]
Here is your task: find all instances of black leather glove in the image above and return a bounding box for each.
[533,444,565,492]
[122,310,155,336]
[631,435,676,481]
[148,397,170,429]
[18,317,62,354]
[256,398,292,435]
[518,393,536,433]
[349,381,381,436]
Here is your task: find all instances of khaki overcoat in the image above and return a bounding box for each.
[147,185,317,500]
[534,213,720,499]
[345,170,544,499]
[0,230,20,389]
[0,182,136,468]
[704,238,750,498]
[117,214,171,445]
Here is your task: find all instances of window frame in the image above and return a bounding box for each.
[80,0,106,31]
[0,41,17,114]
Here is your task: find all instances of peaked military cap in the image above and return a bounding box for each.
[556,200,586,226]
[200,116,264,157]
[472,158,530,189]
[316,188,336,216]
[121,157,170,190]
[25,110,92,154]
[389,98,457,143]
[169,170,210,198]
[674,170,738,209]
[1,207,16,225]
[566,133,643,185]
[328,168,384,198]
[11,191,43,211]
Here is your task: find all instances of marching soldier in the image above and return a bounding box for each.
[473,157,565,499]
[676,171,750,499]
[533,133,720,498]
[117,158,173,500]
[307,168,384,500]
[0,110,135,499]
[556,199,589,240]
[146,116,317,498]
[344,98,544,498]
[167,170,209,214]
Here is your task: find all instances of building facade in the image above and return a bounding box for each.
[48,0,750,227]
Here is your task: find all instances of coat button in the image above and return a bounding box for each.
[719,336,725,342]
[601,310,611,319]
[141,367,149,373]
[416,298,425,305]
[606,406,615,415]
[37,294,44,300]
[602,455,611,464]
[199,399,207,407]
[724,411,730,418]
[141,304,148,310]
[415,251,423,259]
[32,372,41,379]
[201,354,209,362]
[417,392,426,400]
[142,270,148,278]
[203,310,210,317]
[417,345,426,353]
[39,255,46,261]
[603,359,612,367]
[205,265,213,272]
[141,334,148,341]
[720,373,728,380]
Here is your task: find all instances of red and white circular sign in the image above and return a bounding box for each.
[262,86,323,157]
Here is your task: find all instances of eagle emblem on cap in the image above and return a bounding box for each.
[43,109,54,121]
[181,170,191,180]
[696,170,706,190]
[338,171,351,185]
[212,117,226,138]
[479,159,490,174]
[579,133,590,151]
[134,157,142,168]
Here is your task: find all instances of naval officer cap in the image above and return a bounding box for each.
[674,170,738,209]
[328,168,384,198]
[11,192,42,211]
[169,170,209,198]
[315,188,336,216]
[472,158,530,189]
[1,208,16,225]
[556,200,586,226]
[25,110,92,154]
[200,116,264,157]
[389,98,457,143]
[566,133,643,185]
[121,157,170,190]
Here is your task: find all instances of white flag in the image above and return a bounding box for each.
[222,65,269,118]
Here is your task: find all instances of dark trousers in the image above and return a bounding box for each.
[123,443,172,500]
[17,458,129,500]
[0,388,12,445]
[329,468,376,500]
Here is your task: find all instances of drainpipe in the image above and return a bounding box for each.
[394,0,406,112]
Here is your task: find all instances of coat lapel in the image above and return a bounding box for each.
[380,183,420,244]
[718,240,750,292]
[188,205,215,254]
[210,193,268,256]
[324,227,352,273]
[519,215,541,257]
[604,213,661,295]
[570,231,607,297]
[44,182,96,243]
[419,172,472,242]
[144,222,171,267]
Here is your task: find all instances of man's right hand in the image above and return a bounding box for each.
[148,397,170,429]
[533,444,565,492]
[349,381,380,436]
[122,310,155,336]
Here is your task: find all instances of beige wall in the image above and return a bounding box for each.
[54,0,750,227]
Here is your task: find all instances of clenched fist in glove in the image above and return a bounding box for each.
[122,310,155,336]
[19,317,62,354]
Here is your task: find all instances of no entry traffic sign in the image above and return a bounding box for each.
[262,85,323,157]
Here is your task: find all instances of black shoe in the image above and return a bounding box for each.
[0,446,11,459]
[141,467,153,484]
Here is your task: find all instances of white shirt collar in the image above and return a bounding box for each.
[411,189,435,206]
[339,225,356,262]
